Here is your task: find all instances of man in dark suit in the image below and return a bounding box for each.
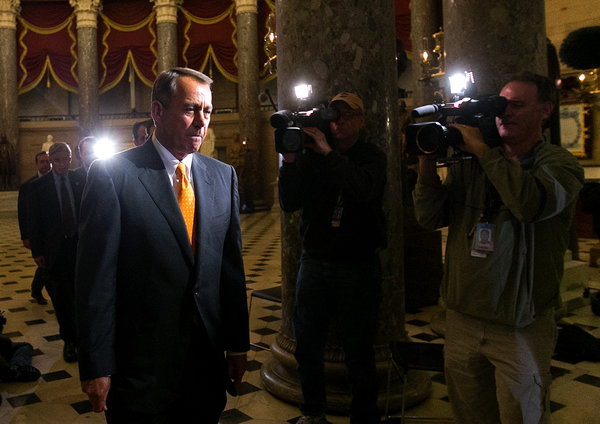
[29,142,85,363]
[18,151,51,304]
[73,136,98,179]
[75,67,249,423]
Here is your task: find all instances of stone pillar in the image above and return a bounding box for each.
[70,0,102,137]
[235,0,260,211]
[0,0,19,188]
[410,0,440,106]
[443,0,547,95]
[152,0,181,73]
[261,0,427,414]
[405,0,444,316]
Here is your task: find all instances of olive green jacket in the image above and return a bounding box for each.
[414,141,584,327]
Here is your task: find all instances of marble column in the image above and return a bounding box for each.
[261,0,428,414]
[410,0,441,107]
[70,0,101,137]
[406,0,444,321]
[152,0,181,73]
[0,0,19,188]
[235,0,260,211]
[443,0,547,95]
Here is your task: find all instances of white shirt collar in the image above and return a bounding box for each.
[151,133,194,185]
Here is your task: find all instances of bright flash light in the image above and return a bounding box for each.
[449,72,468,95]
[422,51,429,61]
[579,73,586,82]
[294,84,312,100]
[94,137,115,160]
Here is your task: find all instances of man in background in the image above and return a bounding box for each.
[132,121,149,147]
[18,151,51,304]
[29,142,85,363]
[74,136,99,178]
[278,92,386,424]
[414,72,584,423]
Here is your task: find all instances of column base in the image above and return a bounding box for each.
[260,338,433,415]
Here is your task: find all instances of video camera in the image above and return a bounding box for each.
[405,72,507,156]
[270,106,339,154]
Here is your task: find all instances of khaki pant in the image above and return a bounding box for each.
[445,308,557,424]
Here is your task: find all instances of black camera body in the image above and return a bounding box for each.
[270,107,339,153]
[405,95,507,156]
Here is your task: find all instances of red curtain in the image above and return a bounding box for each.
[395,0,411,52]
[98,0,156,93]
[17,0,409,93]
[17,2,77,94]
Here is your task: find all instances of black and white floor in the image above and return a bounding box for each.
[1,191,599,423]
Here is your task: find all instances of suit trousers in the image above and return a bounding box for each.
[46,237,78,343]
[31,266,48,298]
[105,325,227,424]
[444,308,557,424]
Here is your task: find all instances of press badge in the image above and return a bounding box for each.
[471,222,494,257]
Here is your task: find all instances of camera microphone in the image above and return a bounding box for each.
[412,104,444,118]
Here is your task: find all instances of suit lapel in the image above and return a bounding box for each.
[191,154,213,264]
[137,143,194,265]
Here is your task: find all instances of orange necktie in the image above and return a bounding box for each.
[175,163,195,246]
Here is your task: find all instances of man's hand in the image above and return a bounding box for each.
[33,256,45,268]
[22,239,31,250]
[81,377,111,413]
[301,127,332,155]
[226,352,247,394]
[449,124,490,158]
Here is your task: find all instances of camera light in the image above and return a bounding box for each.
[95,137,116,160]
[579,73,586,82]
[294,84,312,100]
[449,73,468,95]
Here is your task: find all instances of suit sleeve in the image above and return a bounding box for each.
[28,180,46,259]
[75,160,121,380]
[219,166,249,353]
[17,181,30,240]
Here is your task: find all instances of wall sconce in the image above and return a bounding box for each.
[419,36,432,80]
[431,29,444,76]
[419,29,445,80]
[263,12,277,76]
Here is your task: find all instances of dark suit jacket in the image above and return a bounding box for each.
[28,170,85,268]
[17,175,38,241]
[75,141,249,413]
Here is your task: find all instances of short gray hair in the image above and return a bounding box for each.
[48,142,71,157]
[151,67,213,109]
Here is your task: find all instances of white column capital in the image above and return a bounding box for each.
[0,0,20,30]
[69,0,102,29]
[152,0,182,24]
[235,0,257,15]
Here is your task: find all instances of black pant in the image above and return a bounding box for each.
[105,329,227,424]
[31,266,48,298]
[46,237,78,343]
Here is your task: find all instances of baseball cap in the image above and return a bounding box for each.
[329,92,364,113]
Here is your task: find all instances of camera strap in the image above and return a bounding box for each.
[331,192,343,228]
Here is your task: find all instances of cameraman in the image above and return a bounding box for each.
[413,72,584,424]
[278,92,386,424]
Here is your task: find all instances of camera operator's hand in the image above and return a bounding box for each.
[301,127,332,156]
[449,123,490,159]
[282,153,296,163]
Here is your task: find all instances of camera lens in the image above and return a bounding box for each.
[416,122,446,154]
[281,128,304,153]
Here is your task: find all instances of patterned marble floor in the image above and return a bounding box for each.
[1,191,600,423]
